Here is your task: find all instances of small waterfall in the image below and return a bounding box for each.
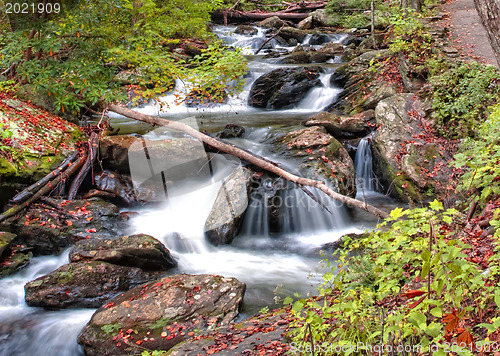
[0,251,92,356]
[298,72,343,111]
[354,137,375,193]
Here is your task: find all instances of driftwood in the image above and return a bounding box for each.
[213,10,309,22]
[9,151,80,204]
[67,132,98,200]
[108,104,389,219]
[255,24,285,54]
[0,154,86,224]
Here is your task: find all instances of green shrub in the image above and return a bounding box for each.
[430,62,500,138]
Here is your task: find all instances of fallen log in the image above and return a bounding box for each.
[9,151,80,204]
[0,153,86,224]
[212,9,309,22]
[67,132,99,200]
[108,104,389,220]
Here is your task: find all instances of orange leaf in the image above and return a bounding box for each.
[457,330,473,347]
[443,312,459,333]
[402,290,426,299]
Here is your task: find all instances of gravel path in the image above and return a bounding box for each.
[436,0,499,67]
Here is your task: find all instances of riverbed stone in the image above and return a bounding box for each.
[372,94,453,202]
[0,251,31,278]
[69,234,177,270]
[204,167,252,246]
[234,25,258,36]
[166,308,290,355]
[277,126,356,197]
[279,27,308,42]
[78,274,245,356]
[10,198,124,255]
[99,135,137,174]
[94,170,137,204]
[304,110,373,138]
[258,16,285,29]
[216,124,246,139]
[248,67,322,109]
[24,261,161,309]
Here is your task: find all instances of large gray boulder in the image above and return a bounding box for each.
[372,94,454,202]
[204,167,252,246]
[78,274,245,356]
[69,234,177,270]
[25,261,160,309]
[248,67,322,109]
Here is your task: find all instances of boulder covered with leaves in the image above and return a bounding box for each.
[78,274,245,356]
[275,126,356,197]
[5,198,125,255]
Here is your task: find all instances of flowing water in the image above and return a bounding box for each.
[0,25,397,354]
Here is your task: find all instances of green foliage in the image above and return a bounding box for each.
[326,0,394,29]
[288,201,500,354]
[141,351,168,356]
[430,62,500,138]
[0,0,247,114]
[453,104,500,203]
[0,123,13,140]
[101,323,122,334]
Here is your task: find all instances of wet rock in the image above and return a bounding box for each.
[297,15,313,30]
[204,167,252,245]
[398,56,426,92]
[372,94,453,202]
[320,232,369,252]
[330,70,349,87]
[317,42,344,56]
[78,274,245,356]
[248,67,321,109]
[278,51,312,64]
[25,261,160,309]
[11,198,124,255]
[69,234,177,270]
[234,25,258,36]
[99,135,138,174]
[308,33,331,45]
[94,170,137,204]
[0,251,31,278]
[258,16,285,29]
[216,124,246,139]
[279,27,308,42]
[304,110,373,139]
[277,127,356,197]
[166,309,290,355]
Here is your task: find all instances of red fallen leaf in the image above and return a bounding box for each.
[408,294,427,309]
[86,217,93,221]
[402,182,409,188]
[402,290,426,299]
[443,310,460,333]
[135,340,142,345]
[154,282,163,287]
[457,330,473,346]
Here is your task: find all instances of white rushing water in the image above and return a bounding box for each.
[355,137,375,194]
[0,251,93,356]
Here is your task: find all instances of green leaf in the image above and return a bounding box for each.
[430,307,442,318]
[389,207,404,219]
[429,200,443,211]
[283,296,293,305]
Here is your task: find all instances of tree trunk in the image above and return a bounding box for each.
[108,104,389,220]
[211,10,309,23]
[473,0,500,67]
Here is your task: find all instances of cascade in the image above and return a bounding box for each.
[354,137,375,193]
